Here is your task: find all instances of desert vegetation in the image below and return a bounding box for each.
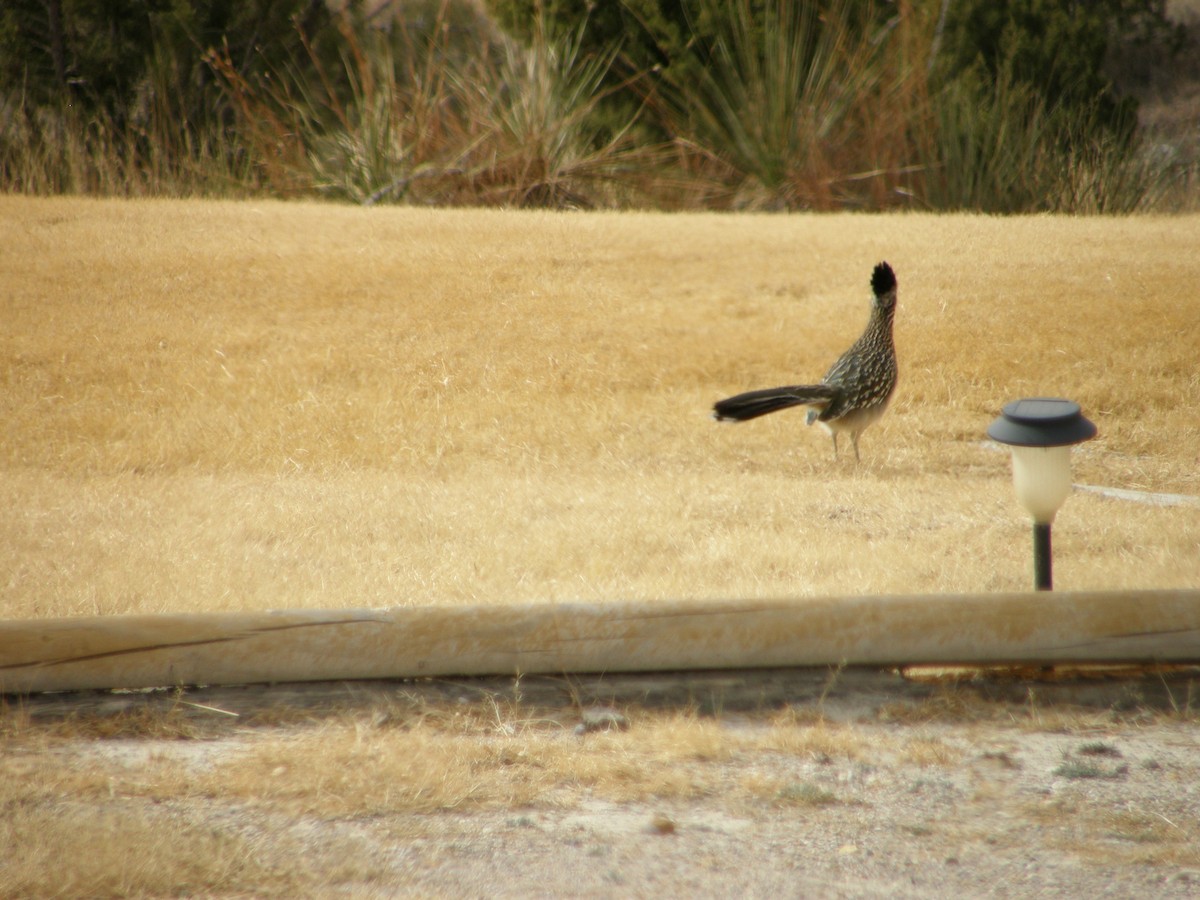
[2,0,1198,211]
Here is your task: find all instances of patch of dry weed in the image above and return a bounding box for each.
[0,802,294,899]
[1021,795,1200,867]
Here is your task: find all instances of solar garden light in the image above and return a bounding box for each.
[987,398,1097,591]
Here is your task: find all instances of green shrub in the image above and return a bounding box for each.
[932,0,1155,146]
[646,0,906,210]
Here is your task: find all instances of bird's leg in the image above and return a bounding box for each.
[830,432,839,459]
[851,432,861,463]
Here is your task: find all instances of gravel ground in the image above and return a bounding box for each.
[12,669,1200,897]
[380,723,1199,898]
[244,718,1199,897]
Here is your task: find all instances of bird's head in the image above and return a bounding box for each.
[871,262,897,315]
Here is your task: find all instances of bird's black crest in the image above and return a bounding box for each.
[871,262,896,296]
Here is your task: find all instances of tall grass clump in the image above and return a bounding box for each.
[207,5,650,207]
[452,18,653,208]
[919,60,1177,213]
[647,0,921,210]
[0,81,250,198]
[0,0,293,198]
[919,64,1065,213]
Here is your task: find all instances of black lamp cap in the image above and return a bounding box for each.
[986,397,1097,447]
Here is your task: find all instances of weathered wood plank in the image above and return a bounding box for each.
[2,591,1198,694]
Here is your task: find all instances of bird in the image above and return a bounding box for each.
[713,261,899,462]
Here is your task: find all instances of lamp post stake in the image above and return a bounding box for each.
[1033,522,1053,591]
[987,398,1097,592]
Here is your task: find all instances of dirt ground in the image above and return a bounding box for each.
[436,725,1199,899]
[10,668,1200,898]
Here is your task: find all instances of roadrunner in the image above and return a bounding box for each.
[713,261,899,462]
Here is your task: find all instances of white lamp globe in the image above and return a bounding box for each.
[987,398,1097,523]
[1010,444,1073,523]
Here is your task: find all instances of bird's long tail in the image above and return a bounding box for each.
[712,384,838,422]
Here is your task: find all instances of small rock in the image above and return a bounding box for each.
[648,813,676,835]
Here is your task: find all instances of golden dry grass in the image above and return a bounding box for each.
[2,196,1199,619]
[0,704,884,822]
[0,804,279,898]
[1021,794,1200,868]
[0,724,386,896]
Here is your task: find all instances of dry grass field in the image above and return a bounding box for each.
[3,197,1200,897]
[2,197,1199,620]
